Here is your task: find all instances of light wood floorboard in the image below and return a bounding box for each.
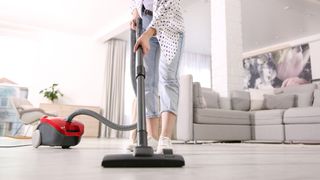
[1,138,320,180]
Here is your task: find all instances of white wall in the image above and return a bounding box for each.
[225,0,245,93]
[242,0,320,52]
[211,0,244,96]
[211,0,228,95]
[211,0,320,93]
[310,40,320,79]
[0,30,106,107]
[183,0,211,55]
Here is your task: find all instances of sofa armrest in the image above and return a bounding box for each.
[177,74,194,141]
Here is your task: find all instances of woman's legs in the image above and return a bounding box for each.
[160,112,175,138]
[141,14,161,143]
[146,117,160,140]
[156,33,184,153]
[144,36,160,140]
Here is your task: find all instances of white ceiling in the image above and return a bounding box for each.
[0,0,211,55]
[1,0,320,55]
[242,0,320,52]
[0,0,130,36]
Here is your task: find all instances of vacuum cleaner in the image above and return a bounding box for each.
[32,116,84,149]
[32,10,185,167]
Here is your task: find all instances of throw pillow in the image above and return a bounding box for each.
[202,89,220,109]
[313,89,320,107]
[294,92,314,107]
[231,90,250,111]
[281,83,316,94]
[249,88,274,111]
[263,94,296,110]
[193,82,207,108]
[275,84,316,107]
[275,91,314,107]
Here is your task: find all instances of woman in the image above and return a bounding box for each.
[129,0,184,154]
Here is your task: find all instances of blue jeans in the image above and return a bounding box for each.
[142,14,184,118]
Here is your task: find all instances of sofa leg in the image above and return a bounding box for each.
[184,140,190,144]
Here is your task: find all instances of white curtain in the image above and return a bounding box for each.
[103,39,126,138]
[179,52,212,88]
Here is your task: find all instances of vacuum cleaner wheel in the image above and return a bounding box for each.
[32,130,41,148]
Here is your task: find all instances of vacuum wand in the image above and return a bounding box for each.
[135,17,148,148]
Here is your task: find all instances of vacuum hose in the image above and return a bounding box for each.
[67,109,136,131]
[66,28,139,131]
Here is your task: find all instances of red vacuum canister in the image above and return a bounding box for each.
[32,116,84,149]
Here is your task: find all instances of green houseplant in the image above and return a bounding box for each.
[39,83,64,103]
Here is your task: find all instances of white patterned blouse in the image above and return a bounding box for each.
[131,0,184,64]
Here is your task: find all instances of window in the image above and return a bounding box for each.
[179,51,212,88]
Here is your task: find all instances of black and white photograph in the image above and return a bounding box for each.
[243,44,312,89]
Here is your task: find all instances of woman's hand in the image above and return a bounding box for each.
[134,28,156,55]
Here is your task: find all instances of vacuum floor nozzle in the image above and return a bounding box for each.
[101,153,185,167]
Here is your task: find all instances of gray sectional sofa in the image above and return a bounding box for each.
[177,74,320,143]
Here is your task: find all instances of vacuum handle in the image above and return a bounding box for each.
[130,17,143,95]
[130,29,137,95]
[135,17,143,69]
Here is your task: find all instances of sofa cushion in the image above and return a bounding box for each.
[275,83,316,107]
[263,94,296,110]
[219,97,232,110]
[193,82,207,108]
[275,91,314,107]
[313,89,320,107]
[274,83,316,94]
[202,88,220,109]
[275,92,313,107]
[295,92,315,107]
[249,88,274,111]
[284,107,320,124]
[231,90,250,111]
[251,109,285,125]
[194,108,250,125]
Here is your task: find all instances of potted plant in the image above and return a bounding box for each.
[39,83,64,103]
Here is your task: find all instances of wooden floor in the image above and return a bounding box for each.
[1,138,320,180]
